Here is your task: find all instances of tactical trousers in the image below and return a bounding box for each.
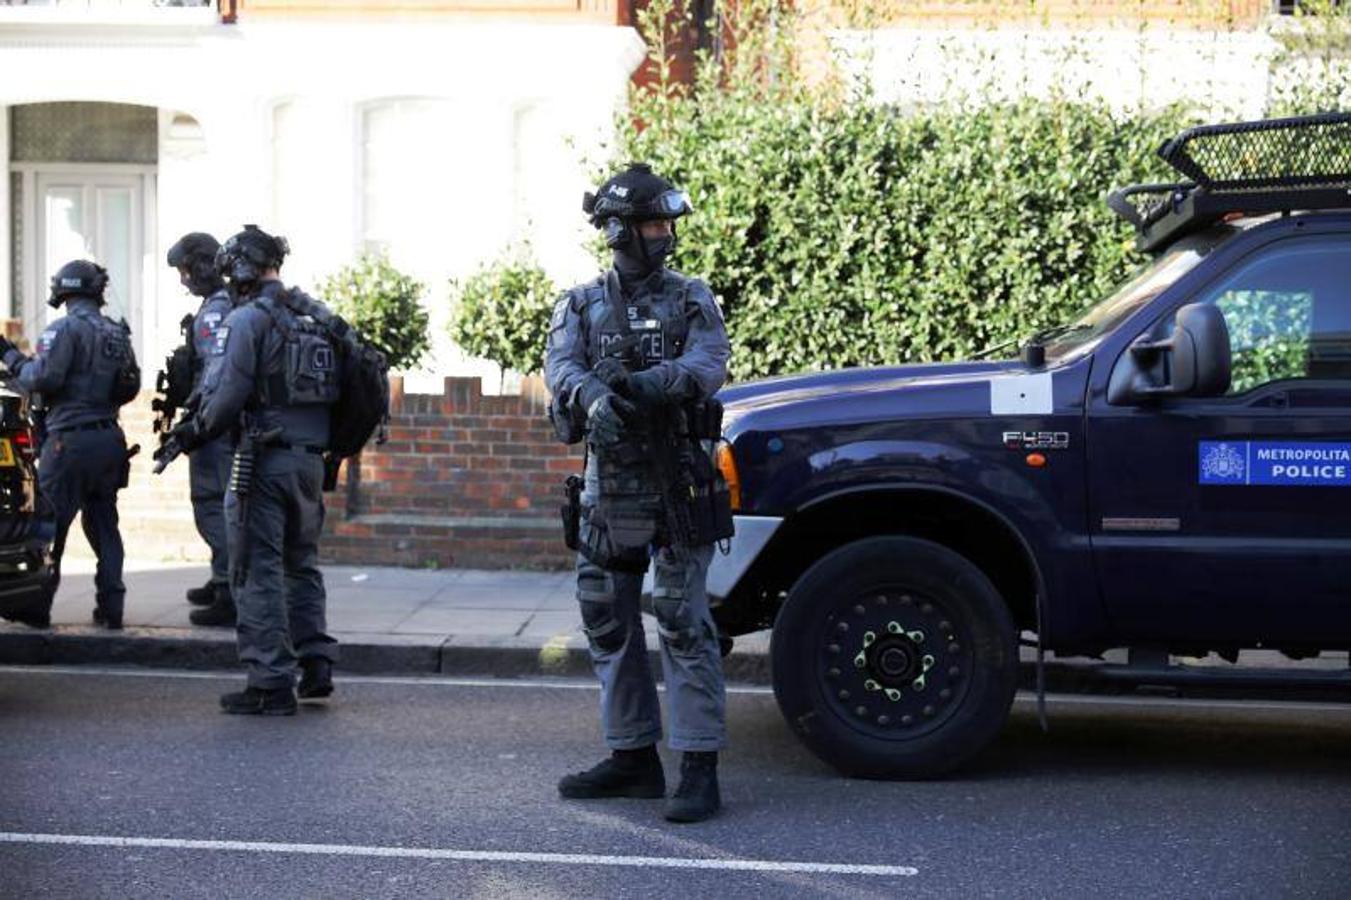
[189,435,233,585]
[39,426,127,618]
[225,449,337,690]
[575,543,726,752]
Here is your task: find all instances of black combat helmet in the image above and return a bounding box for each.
[48,259,109,309]
[215,224,289,292]
[167,232,223,297]
[583,162,692,249]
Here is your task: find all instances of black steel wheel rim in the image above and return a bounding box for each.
[817,585,975,741]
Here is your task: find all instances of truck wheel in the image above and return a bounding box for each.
[771,536,1018,778]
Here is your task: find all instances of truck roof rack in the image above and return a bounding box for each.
[1108,112,1351,253]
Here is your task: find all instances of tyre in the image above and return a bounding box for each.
[771,535,1018,778]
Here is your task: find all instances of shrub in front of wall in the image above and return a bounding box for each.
[447,249,557,377]
[320,254,431,371]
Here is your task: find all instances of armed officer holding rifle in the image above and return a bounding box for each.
[545,163,734,823]
[158,225,339,716]
[163,232,240,627]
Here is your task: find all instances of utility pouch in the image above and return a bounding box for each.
[322,454,341,492]
[685,448,735,544]
[686,398,725,441]
[561,474,583,550]
[549,395,585,445]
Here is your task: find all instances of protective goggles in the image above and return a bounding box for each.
[589,188,692,222]
[651,189,692,218]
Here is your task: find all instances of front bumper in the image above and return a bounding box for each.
[642,515,786,605]
[706,515,783,602]
[0,541,51,619]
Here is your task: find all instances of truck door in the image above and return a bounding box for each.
[1086,233,1351,646]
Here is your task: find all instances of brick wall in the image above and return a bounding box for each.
[322,375,582,570]
[63,374,582,571]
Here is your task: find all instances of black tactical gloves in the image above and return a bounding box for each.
[592,358,629,392]
[586,394,637,446]
[0,336,28,372]
[624,369,669,408]
[168,416,206,454]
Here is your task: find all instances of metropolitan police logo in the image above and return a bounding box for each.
[1199,442,1245,484]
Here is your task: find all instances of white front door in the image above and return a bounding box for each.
[25,168,146,351]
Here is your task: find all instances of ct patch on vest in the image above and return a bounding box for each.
[101,336,130,360]
[308,345,334,372]
[1199,441,1351,487]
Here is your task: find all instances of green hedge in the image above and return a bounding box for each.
[447,250,557,376]
[620,96,1201,380]
[447,0,1348,382]
[320,254,431,371]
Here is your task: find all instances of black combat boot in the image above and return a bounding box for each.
[189,583,236,627]
[665,751,721,823]
[185,580,216,606]
[558,745,665,800]
[219,685,297,716]
[92,606,123,630]
[298,658,333,700]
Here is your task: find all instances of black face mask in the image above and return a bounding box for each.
[641,235,674,269]
[613,234,674,281]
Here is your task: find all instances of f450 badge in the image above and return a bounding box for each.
[1003,431,1070,451]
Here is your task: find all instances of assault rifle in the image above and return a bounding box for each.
[152,313,196,453]
[150,395,199,475]
[229,423,283,585]
[600,335,698,558]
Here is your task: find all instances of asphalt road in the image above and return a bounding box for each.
[0,666,1348,899]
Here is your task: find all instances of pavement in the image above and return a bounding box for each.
[0,559,1346,697]
[1,667,1349,897]
[0,559,771,683]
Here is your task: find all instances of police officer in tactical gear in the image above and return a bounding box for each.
[0,260,140,629]
[169,225,339,716]
[165,232,239,626]
[545,163,733,823]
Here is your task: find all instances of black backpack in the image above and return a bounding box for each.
[278,289,390,459]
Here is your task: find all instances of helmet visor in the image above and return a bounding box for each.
[653,190,692,218]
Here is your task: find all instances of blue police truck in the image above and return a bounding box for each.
[706,113,1351,778]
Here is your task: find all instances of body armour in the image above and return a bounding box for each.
[17,298,140,431]
[197,280,338,449]
[190,287,236,390]
[544,268,731,570]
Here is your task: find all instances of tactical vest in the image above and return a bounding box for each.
[577,271,692,373]
[66,314,139,406]
[252,296,341,409]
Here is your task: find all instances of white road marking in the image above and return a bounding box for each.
[0,832,918,877]
[1,665,1347,712]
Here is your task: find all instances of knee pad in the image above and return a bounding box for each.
[578,568,625,654]
[652,561,701,657]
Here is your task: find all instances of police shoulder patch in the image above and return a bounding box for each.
[550,296,571,331]
[36,328,59,353]
[212,326,230,356]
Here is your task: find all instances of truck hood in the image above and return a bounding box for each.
[719,360,1033,436]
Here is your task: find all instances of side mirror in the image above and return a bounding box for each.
[1108,303,1231,404]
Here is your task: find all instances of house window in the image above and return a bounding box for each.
[10,102,156,165]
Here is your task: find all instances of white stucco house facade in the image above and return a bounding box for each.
[0,3,644,390]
